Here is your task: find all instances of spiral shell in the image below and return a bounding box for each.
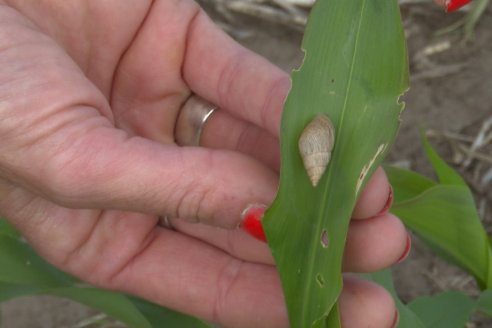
[298,113,335,187]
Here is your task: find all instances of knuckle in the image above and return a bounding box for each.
[41,148,95,205]
[175,179,216,223]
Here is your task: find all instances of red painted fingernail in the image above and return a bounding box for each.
[397,234,412,264]
[240,204,267,242]
[447,0,472,12]
[391,310,400,328]
[377,186,394,217]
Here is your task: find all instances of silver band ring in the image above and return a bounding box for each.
[159,216,175,230]
[175,95,218,146]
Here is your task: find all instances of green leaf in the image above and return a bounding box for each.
[476,290,492,316]
[392,185,492,289]
[129,297,212,328]
[384,165,436,203]
[52,288,211,328]
[323,303,341,328]
[408,291,475,328]
[363,270,425,328]
[0,283,210,328]
[262,0,409,326]
[464,0,490,40]
[0,235,76,287]
[0,282,39,302]
[49,288,154,328]
[390,140,492,289]
[422,134,466,186]
[0,231,209,327]
[0,218,20,239]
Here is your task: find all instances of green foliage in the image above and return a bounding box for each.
[262,0,408,326]
[0,235,76,288]
[464,0,490,40]
[0,222,210,328]
[476,290,492,316]
[388,136,492,289]
[380,137,492,326]
[409,292,475,328]
[436,0,489,41]
[0,221,20,239]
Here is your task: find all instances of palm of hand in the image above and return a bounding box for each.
[0,1,290,325]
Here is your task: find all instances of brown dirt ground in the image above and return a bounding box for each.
[2,2,492,327]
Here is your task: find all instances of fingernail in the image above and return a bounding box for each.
[391,310,399,328]
[377,185,394,217]
[397,234,412,264]
[240,204,267,242]
[447,0,472,12]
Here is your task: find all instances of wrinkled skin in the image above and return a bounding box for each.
[0,1,410,327]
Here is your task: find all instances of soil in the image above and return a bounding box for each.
[2,2,492,327]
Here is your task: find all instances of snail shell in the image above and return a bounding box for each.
[298,113,335,187]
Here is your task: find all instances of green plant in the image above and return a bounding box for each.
[0,228,211,327]
[370,134,492,327]
[1,0,491,327]
[262,0,407,326]
[437,0,490,40]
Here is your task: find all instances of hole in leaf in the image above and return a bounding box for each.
[320,230,329,248]
[316,273,325,287]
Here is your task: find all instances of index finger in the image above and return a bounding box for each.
[183,10,290,138]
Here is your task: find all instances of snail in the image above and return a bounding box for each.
[298,113,335,187]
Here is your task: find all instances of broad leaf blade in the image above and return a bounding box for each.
[128,297,212,328]
[262,0,409,326]
[392,185,492,288]
[0,225,209,327]
[408,291,475,328]
[384,165,436,203]
[51,289,212,328]
[476,290,492,316]
[0,282,39,303]
[0,219,20,239]
[390,141,492,289]
[422,134,466,186]
[0,235,76,287]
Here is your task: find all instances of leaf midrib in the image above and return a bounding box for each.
[300,0,368,326]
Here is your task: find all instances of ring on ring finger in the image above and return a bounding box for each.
[174,95,218,146]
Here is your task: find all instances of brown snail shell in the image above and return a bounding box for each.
[298,113,335,187]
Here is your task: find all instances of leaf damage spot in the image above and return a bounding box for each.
[316,273,325,287]
[356,144,387,194]
[320,230,329,248]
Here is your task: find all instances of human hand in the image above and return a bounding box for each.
[0,1,408,327]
